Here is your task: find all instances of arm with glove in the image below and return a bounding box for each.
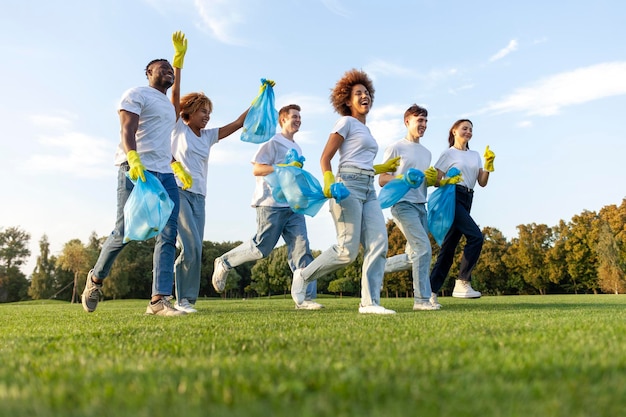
[170,30,187,118]
[478,145,495,187]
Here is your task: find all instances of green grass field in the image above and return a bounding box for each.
[1,295,626,417]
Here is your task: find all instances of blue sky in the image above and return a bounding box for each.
[2,0,626,276]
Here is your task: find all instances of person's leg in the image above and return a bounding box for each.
[429,227,462,294]
[299,181,363,282]
[454,192,483,282]
[281,213,317,301]
[93,165,132,280]
[152,172,179,298]
[391,202,432,303]
[359,185,388,307]
[221,207,289,268]
[174,190,204,304]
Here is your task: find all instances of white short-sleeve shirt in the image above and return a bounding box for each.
[171,118,219,196]
[333,116,378,171]
[382,136,431,204]
[114,86,176,174]
[434,147,482,189]
[250,134,303,207]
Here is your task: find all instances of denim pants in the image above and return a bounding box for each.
[221,206,317,300]
[93,165,180,297]
[174,189,205,303]
[430,186,483,293]
[386,201,433,302]
[300,171,387,307]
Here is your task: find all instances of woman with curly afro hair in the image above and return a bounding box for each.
[291,69,400,315]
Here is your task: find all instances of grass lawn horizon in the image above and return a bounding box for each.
[2,294,626,417]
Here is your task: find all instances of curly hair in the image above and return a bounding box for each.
[330,69,375,116]
[448,119,472,148]
[179,92,213,121]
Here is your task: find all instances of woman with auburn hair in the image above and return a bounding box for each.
[429,119,495,304]
[291,69,400,314]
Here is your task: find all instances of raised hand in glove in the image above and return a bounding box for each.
[374,156,401,175]
[171,161,193,190]
[172,31,188,69]
[323,171,335,198]
[424,166,438,187]
[127,150,146,182]
[483,145,495,172]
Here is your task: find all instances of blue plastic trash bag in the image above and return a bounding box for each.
[427,167,460,246]
[123,171,175,243]
[378,168,425,209]
[264,150,350,216]
[241,78,278,144]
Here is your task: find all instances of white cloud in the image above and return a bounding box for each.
[276,94,330,116]
[193,0,248,45]
[368,104,406,151]
[517,120,533,128]
[320,0,350,18]
[25,114,112,178]
[478,62,626,116]
[489,39,518,62]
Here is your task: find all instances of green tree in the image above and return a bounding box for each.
[565,211,599,293]
[57,239,92,303]
[473,227,509,295]
[507,223,553,295]
[596,221,626,294]
[0,226,31,302]
[28,235,57,300]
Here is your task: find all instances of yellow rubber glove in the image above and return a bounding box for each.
[323,171,335,198]
[127,150,146,182]
[440,173,463,186]
[484,145,495,172]
[171,161,193,190]
[276,161,303,168]
[374,156,401,175]
[424,166,438,187]
[172,31,187,69]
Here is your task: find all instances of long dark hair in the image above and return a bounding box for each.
[448,119,472,148]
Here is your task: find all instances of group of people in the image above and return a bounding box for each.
[80,31,496,316]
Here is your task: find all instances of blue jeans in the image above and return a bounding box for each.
[93,165,180,297]
[174,189,205,303]
[430,187,483,293]
[386,201,432,302]
[300,171,387,307]
[221,206,317,300]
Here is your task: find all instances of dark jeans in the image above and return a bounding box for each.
[430,186,484,293]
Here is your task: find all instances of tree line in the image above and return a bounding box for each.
[1,198,625,303]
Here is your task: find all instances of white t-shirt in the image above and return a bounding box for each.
[171,118,219,196]
[333,116,378,170]
[250,134,303,207]
[114,86,176,174]
[434,147,482,189]
[382,136,431,204]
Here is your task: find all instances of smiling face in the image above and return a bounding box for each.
[347,84,371,120]
[406,114,428,141]
[146,60,174,92]
[452,120,473,148]
[280,108,301,138]
[187,105,211,132]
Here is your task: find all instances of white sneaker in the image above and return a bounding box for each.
[145,298,186,316]
[430,292,442,308]
[174,298,197,313]
[295,300,325,310]
[212,257,230,293]
[358,304,396,315]
[452,280,481,298]
[291,268,306,305]
[413,300,440,311]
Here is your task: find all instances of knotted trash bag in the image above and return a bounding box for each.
[427,167,461,246]
[123,171,175,243]
[378,168,425,209]
[241,78,278,144]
